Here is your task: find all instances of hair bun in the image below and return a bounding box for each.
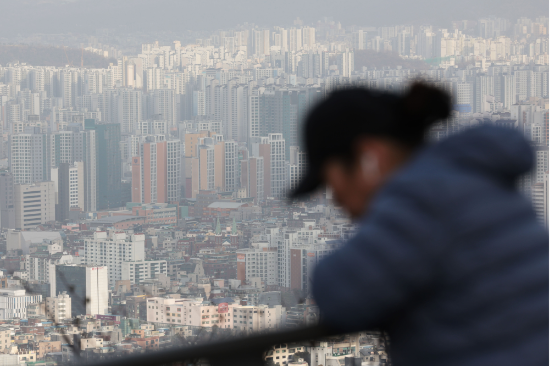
[402,82,451,129]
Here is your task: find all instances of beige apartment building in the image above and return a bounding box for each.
[146,297,284,332]
[45,292,72,323]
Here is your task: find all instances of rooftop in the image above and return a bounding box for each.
[207,202,245,209]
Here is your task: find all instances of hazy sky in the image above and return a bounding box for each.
[2,0,547,35]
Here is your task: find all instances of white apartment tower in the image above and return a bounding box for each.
[83,231,145,287]
[268,134,286,198]
[166,140,181,203]
[117,88,143,134]
[9,133,52,184]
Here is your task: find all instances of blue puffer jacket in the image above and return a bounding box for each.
[313,126,549,366]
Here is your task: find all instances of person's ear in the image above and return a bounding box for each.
[361,152,380,181]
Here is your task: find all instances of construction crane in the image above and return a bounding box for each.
[63,45,72,67]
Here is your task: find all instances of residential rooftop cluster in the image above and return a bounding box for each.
[0,13,545,366]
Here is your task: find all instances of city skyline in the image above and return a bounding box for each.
[0,5,545,365]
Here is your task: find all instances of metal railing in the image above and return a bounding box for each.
[85,324,337,366]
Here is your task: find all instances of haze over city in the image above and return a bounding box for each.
[0,0,546,365]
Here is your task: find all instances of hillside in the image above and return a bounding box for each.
[0,45,116,68]
[354,50,430,71]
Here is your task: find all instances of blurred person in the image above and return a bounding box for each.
[291,83,548,366]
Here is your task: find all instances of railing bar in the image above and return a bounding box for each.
[84,325,337,366]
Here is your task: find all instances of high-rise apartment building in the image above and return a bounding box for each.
[337,49,354,78]
[268,134,286,198]
[213,140,238,192]
[197,142,215,191]
[52,162,84,222]
[153,89,177,127]
[131,138,181,204]
[277,231,296,288]
[73,129,97,212]
[116,88,143,134]
[83,231,145,286]
[251,137,272,199]
[287,146,307,193]
[132,139,166,204]
[14,181,55,230]
[9,133,52,184]
[241,156,264,202]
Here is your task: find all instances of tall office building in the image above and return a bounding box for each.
[55,265,108,317]
[83,231,145,287]
[85,119,123,210]
[14,181,55,230]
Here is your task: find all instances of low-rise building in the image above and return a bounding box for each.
[237,242,278,287]
[0,288,42,320]
[45,292,71,323]
[36,340,61,359]
[146,297,284,333]
[121,260,168,285]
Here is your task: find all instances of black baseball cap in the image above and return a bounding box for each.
[289,83,451,199]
